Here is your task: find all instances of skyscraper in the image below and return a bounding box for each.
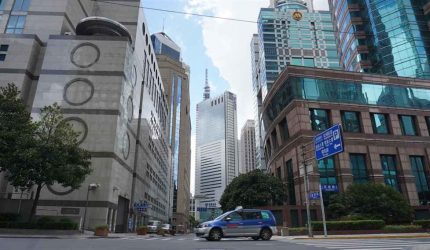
[329,0,430,78]
[195,89,238,220]
[152,32,192,231]
[0,0,170,232]
[239,120,257,174]
[251,0,340,169]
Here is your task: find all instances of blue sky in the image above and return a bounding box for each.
[142,0,329,193]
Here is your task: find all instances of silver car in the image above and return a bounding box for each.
[195,208,277,241]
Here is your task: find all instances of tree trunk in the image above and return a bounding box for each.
[29,184,42,222]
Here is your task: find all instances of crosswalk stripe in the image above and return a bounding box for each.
[340,248,403,250]
[326,244,430,249]
[290,239,430,250]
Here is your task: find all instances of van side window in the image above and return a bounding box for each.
[261,211,270,220]
[227,212,243,221]
[243,212,260,220]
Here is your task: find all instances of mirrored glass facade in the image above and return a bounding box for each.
[330,0,430,79]
[263,76,430,128]
[410,156,430,204]
[381,155,400,191]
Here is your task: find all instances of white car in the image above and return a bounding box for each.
[147,220,161,233]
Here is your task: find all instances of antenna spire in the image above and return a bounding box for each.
[203,69,210,100]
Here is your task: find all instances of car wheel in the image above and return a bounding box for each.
[260,228,272,241]
[205,237,211,241]
[252,236,260,240]
[209,228,222,241]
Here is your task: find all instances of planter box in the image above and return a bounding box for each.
[94,228,108,237]
[136,228,148,235]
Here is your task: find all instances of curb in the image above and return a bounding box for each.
[291,234,430,240]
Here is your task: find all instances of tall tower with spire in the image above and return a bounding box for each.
[203,69,210,100]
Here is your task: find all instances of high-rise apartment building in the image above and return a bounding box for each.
[239,120,257,174]
[152,32,191,231]
[195,89,238,220]
[251,0,340,170]
[329,0,430,78]
[0,0,171,232]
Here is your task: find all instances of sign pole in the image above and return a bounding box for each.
[302,145,313,238]
[319,184,328,237]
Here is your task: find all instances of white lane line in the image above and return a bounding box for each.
[339,248,403,250]
[325,244,422,249]
[145,238,158,240]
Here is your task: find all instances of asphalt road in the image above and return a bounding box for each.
[1,235,430,250]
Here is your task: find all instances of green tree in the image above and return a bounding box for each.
[219,169,287,211]
[328,183,414,224]
[0,84,37,189]
[0,84,92,221]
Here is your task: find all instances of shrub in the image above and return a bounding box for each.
[0,213,20,222]
[312,220,385,231]
[95,225,109,230]
[288,227,307,235]
[328,184,413,224]
[0,217,78,230]
[414,220,430,229]
[384,225,422,232]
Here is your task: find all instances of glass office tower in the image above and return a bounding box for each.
[252,0,340,169]
[330,0,430,79]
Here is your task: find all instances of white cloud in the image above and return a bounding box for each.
[185,0,330,195]
[184,0,267,133]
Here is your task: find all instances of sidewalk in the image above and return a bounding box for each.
[0,231,188,239]
[283,232,430,240]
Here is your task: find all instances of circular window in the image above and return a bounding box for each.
[62,117,88,144]
[122,133,130,159]
[70,43,100,68]
[131,65,137,86]
[47,183,75,196]
[127,96,133,123]
[63,78,94,106]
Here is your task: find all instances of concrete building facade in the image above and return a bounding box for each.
[195,91,239,220]
[152,32,192,231]
[262,65,430,227]
[0,0,172,232]
[239,120,257,174]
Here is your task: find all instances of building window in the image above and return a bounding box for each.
[349,154,368,183]
[341,111,361,133]
[371,113,390,134]
[399,115,417,136]
[279,118,289,144]
[310,109,330,131]
[380,155,400,191]
[13,0,31,11]
[410,156,429,205]
[6,15,26,34]
[425,117,430,135]
[0,0,5,10]
[0,45,8,62]
[286,160,296,205]
[319,156,336,205]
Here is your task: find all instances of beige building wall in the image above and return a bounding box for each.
[156,54,191,231]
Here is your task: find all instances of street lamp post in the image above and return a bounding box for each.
[81,183,100,233]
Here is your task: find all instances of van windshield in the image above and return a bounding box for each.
[214,211,231,221]
[148,221,159,226]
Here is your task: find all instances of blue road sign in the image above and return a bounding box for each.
[309,192,321,200]
[314,124,344,161]
[321,184,339,192]
[134,201,150,209]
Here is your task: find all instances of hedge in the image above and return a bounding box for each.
[383,225,422,232]
[0,213,20,222]
[0,217,78,230]
[312,220,385,231]
[414,220,430,229]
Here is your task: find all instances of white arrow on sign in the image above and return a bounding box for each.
[334,143,341,149]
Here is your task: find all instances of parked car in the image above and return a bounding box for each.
[195,207,277,241]
[147,220,161,233]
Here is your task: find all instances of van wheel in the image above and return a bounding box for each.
[260,228,272,241]
[252,236,260,240]
[209,228,222,241]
